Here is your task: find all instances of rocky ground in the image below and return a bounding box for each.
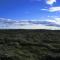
[0,29,60,60]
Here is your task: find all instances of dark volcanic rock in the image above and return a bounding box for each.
[0,29,60,60]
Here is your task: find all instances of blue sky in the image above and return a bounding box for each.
[0,0,60,29]
[0,0,60,20]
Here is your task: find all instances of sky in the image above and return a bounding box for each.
[0,0,60,20]
[0,0,60,29]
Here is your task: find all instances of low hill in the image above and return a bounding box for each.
[0,29,60,60]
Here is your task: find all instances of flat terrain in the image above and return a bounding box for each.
[0,29,60,60]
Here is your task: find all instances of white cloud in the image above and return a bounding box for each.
[48,7,60,12]
[54,18,60,24]
[41,6,60,12]
[46,0,56,5]
[0,18,60,30]
[44,17,60,25]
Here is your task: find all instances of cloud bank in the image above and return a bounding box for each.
[0,18,60,30]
